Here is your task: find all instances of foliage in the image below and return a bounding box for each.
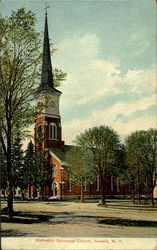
[66,146,94,185]
[125,128,157,205]
[76,126,121,175]
[0,8,42,216]
[75,125,122,204]
[53,68,67,88]
[12,132,24,189]
[109,144,126,178]
[0,8,66,133]
[0,8,66,216]
[35,151,52,189]
[0,8,41,131]
[24,140,52,199]
[34,122,52,192]
[66,146,94,201]
[23,140,36,187]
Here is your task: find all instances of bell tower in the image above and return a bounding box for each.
[35,11,64,150]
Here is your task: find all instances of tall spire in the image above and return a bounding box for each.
[41,11,53,88]
[38,10,60,93]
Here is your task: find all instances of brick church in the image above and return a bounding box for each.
[29,12,132,200]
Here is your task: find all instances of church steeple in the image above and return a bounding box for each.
[37,11,61,93]
[35,8,64,152]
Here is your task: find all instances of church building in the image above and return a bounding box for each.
[30,12,132,200]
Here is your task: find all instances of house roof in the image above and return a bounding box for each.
[49,145,73,164]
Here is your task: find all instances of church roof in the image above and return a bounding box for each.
[49,145,73,164]
[36,12,61,94]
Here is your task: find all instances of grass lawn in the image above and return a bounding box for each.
[1,199,157,238]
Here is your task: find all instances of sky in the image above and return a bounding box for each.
[1,0,157,145]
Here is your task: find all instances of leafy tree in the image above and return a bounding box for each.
[115,143,142,202]
[66,146,94,202]
[23,140,36,194]
[0,8,41,217]
[24,136,52,200]
[0,8,66,217]
[126,156,145,204]
[112,144,131,199]
[75,125,121,204]
[35,152,52,200]
[34,123,52,200]
[125,129,157,206]
[120,161,139,203]
[11,131,33,200]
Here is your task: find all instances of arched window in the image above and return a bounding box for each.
[49,123,57,140]
[53,165,57,177]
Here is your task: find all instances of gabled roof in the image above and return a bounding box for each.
[49,145,73,164]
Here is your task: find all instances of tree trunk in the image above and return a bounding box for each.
[123,185,126,199]
[138,186,141,204]
[6,130,14,219]
[148,175,154,206]
[131,187,135,205]
[150,189,154,206]
[150,180,154,206]
[80,180,84,203]
[41,186,44,200]
[137,168,141,204]
[1,128,14,218]
[60,183,63,200]
[4,189,6,201]
[101,176,106,205]
[32,185,37,199]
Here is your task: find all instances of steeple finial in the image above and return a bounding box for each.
[44,2,50,16]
